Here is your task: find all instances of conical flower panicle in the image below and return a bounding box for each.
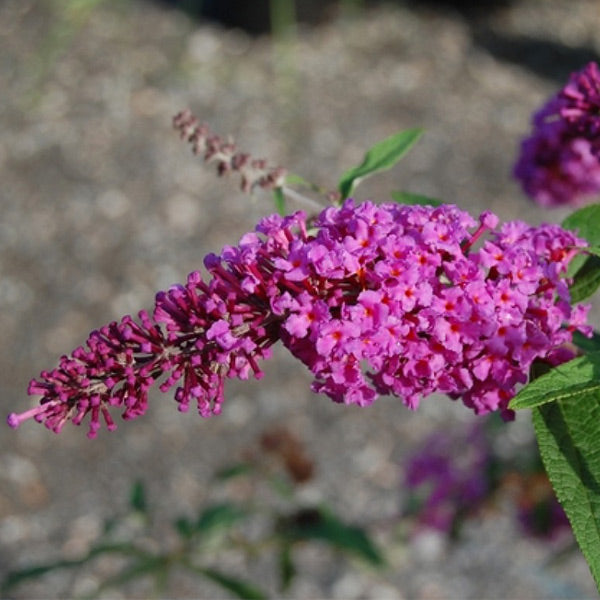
[8,201,590,437]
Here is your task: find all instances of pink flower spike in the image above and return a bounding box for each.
[8,200,590,436]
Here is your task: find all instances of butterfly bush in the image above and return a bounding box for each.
[514,61,600,207]
[7,200,590,438]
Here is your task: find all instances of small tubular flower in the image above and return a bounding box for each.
[8,201,590,436]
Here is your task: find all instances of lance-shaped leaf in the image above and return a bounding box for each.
[277,506,385,567]
[509,352,600,411]
[562,203,600,276]
[573,330,600,354]
[213,462,255,481]
[129,480,148,514]
[569,255,600,303]
[533,394,600,591]
[390,190,443,207]
[187,566,268,600]
[196,502,248,535]
[278,542,296,592]
[338,128,423,200]
[175,502,248,540]
[273,186,286,215]
[0,542,147,595]
[562,203,600,245]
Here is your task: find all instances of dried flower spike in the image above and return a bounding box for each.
[173,110,287,193]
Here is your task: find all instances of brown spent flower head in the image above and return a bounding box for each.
[173,110,287,193]
[260,426,315,484]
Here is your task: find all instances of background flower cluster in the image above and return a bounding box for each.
[514,62,600,207]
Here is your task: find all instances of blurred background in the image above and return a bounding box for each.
[1,0,600,597]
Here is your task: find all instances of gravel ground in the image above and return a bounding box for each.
[1,0,600,598]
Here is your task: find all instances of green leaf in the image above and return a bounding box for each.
[390,190,443,207]
[338,128,423,200]
[1,563,65,594]
[129,480,148,514]
[175,503,248,541]
[285,173,313,187]
[213,462,255,481]
[0,542,145,594]
[192,567,268,600]
[584,246,600,258]
[278,542,296,592]
[562,203,600,275]
[573,330,600,354]
[562,203,600,245]
[273,187,286,215]
[174,516,196,539]
[510,352,600,411]
[196,503,247,536]
[533,393,600,591]
[88,556,169,598]
[569,255,600,303]
[278,507,385,567]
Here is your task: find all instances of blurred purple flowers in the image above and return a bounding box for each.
[8,201,589,437]
[514,61,600,207]
[403,418,571,540]
[404,422,492,533]
[513,472,571,540]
